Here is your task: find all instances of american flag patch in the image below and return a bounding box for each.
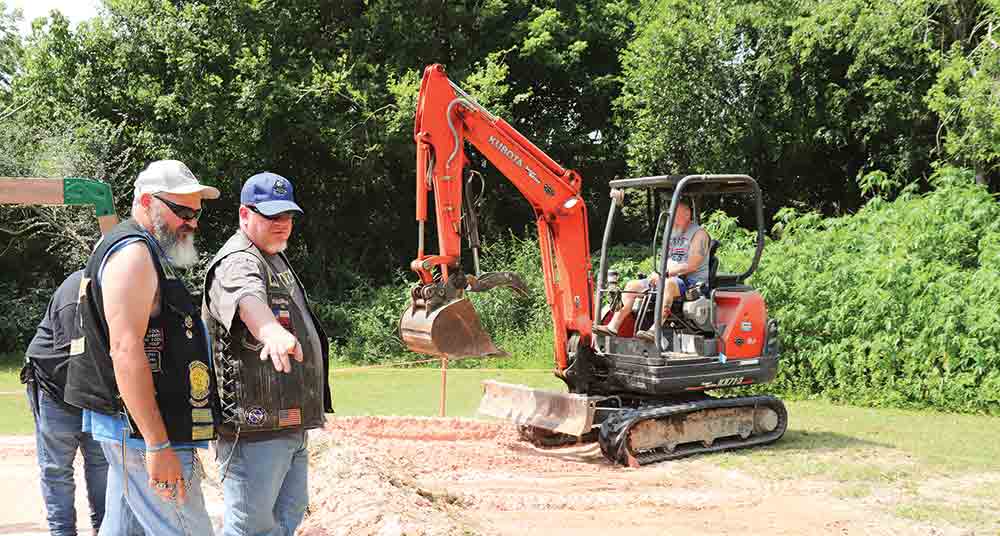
[278,408,301,427]
[275,309,292,329]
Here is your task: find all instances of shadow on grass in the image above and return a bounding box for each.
[769,429,891,451]
[710,429,893,462]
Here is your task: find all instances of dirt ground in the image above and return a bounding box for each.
[0,417,981,535]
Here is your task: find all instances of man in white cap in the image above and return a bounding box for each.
[65,160,222,535]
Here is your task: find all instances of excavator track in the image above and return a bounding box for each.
[598,395,787,466]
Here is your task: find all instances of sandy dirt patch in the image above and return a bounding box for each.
[1,417,986,535]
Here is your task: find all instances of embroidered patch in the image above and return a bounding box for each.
[278,408,302,427]
[273,307,294,334]
[273,179,288,195]
[144,327,165,373]
[191,408,213,424]
[246,406,267,425]
[240,331,263,352]
[188,361,211,406]
[191,424,214,440]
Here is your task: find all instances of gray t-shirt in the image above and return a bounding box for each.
[207,250,324,439]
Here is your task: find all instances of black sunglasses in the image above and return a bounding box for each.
[248,205,294,221]
[154,195,202,221]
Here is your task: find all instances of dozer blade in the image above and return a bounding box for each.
[477,380,595,436]
[399,297,505,358]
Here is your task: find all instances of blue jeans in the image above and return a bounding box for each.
[27,386,109,535]
[216,430,308,536]
[99,442,212,536]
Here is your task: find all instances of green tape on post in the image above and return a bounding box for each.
[63,177,116,217]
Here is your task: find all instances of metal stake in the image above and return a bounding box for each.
[439,356,449,417]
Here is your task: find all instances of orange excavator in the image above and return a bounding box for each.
[399,64,786,466]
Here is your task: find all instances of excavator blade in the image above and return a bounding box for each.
[477,380,595,436]
[399,297,505,358]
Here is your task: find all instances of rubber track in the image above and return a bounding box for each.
[598,395,788,466]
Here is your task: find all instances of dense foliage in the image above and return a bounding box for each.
[720,168,1000,413]
[2,1,999,413]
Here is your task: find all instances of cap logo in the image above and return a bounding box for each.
[273,179,288,196]
[180,167,196,182]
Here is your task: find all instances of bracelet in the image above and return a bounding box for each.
[146,440,172,453]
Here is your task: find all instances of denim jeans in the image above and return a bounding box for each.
[27,385,109,535]
[216,430,308,536]
[99,442,212,536]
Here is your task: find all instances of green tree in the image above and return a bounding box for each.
[926,1,1000,186]
[9,0,637,295]
[0,1,20,95]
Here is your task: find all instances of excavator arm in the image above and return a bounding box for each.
[400,64,594,372]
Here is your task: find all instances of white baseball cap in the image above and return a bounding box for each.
[134,160,221,199]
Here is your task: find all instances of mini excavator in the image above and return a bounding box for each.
[399,64,786,466]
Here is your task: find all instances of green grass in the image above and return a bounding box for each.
[712,398,1000,533]
[1,352,33,434]
[330,367,563,417]
[714,399,1000,475]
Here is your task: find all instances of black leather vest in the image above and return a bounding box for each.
[65,219,219,442]
[203,231,331,435]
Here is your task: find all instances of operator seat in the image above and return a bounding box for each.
[705,239,720,294]
[631,239,721,332]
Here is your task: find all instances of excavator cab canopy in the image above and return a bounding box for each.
[604,174,766,285]
[595,174,767,350]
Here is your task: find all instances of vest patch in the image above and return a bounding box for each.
[191,408,214,423]
[144,327,164,373]
[189,361,211,407]
[70,337,86,356]
[191,424,214,440]
[246,406,267,425]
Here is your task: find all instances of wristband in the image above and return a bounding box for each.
[146,440,172,453]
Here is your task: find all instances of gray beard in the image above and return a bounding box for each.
[151,209,199,267]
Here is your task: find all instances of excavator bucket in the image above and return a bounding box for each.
[478,380,595,436]
[399,297,505,358]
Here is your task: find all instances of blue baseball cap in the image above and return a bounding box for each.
[240,172,304,216]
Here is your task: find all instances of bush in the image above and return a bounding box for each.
[0,281,52,354]
[742,167,1000,414]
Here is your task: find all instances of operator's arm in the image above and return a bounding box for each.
[102,242,166,444]
[667,230,710,277]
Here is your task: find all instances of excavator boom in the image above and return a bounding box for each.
[400,64,593,367]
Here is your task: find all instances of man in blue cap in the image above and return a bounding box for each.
[202,172,332,536]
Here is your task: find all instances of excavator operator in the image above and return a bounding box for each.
[595,198,711,340]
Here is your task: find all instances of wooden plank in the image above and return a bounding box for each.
[0,177,65,205]
[97,214,119,234]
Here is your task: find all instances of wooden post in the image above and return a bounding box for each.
[439,356,449,417]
